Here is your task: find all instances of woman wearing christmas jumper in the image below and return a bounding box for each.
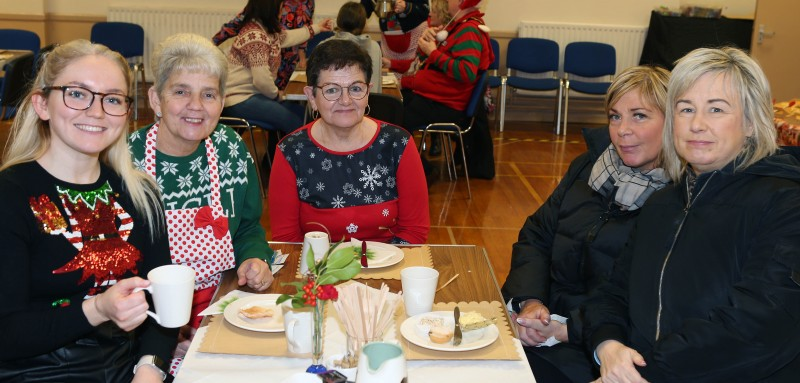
[269,39,429,244]
[128,33,275,372]
[0,39,174,382]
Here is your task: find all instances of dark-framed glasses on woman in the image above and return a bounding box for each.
[43,86,132,116]
[314,82,369,102]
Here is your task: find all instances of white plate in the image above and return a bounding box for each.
[348,240,404,269]
[223,294,284,332]
[400,311,499,351]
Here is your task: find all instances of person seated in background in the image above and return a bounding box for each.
[361,0,429,80]
[584,47,800,383]
[321,1,382,93]
[401,0,495,178]
[501,65,671,383]
[128,33,275,374]
[269,39,429,244]
[382,0,452,77]
[223,0,332,135]
[0,39,174,382]
[212,0,315,89]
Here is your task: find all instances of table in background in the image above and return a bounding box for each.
[176,244,536,383]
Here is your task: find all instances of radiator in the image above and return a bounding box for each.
[108,6,239,76]
[518,21,648,77]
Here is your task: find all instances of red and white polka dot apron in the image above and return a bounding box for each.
[144,124,235,303]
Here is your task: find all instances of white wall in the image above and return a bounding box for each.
[2,0,755,30]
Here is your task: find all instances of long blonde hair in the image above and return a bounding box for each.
[1,39,164,239]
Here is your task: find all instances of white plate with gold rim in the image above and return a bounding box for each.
[399,311,499,352]
[223,294,284,332]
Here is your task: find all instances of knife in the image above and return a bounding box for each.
[360,241,368,268]
[453,306,462,346]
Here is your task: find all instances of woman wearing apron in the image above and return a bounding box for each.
[128,33,274,376]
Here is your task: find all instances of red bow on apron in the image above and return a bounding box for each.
[144,124,236,325]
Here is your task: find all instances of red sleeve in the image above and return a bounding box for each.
[268,150,303,242]
[391,58,415,74]
[394,136,429,243]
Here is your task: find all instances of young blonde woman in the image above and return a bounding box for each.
[0,39,173,382]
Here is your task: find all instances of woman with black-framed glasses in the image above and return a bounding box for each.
[268,39,429,244]
[0,39,174,382]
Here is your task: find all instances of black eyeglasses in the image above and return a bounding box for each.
[43,86,133,117]
[313,82,369,102]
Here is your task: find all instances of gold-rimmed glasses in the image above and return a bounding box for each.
[313,82,369,102]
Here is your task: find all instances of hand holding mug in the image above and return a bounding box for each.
[85,277,150,331]
[133,264,196,328]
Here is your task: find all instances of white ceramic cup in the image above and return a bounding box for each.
[400,266,439,316]
[283,301,313,354]
[300,231,330,274]
[133,264,195,328]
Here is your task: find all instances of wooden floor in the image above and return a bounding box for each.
[0,106,595,288]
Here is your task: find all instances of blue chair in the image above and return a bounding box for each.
[418,72,488,199]
[305,31,334,58]
[487,39,502,130]
[0,29,40,57]
[499,38,562,133]
[0,29,40,116]
[0,51,35,119]
[562,42,616,135]
[90,22,145,120]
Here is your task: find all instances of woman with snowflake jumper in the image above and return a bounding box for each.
[128,34,275,374]
[0,39,175,382]
[269,39,429,244]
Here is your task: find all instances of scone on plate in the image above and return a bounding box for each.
[239,305,274,319]
[428,325,454,344]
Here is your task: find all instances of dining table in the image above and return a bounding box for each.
[174,243,537,383]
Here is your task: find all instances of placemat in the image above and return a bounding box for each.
[295,245,433,280]
[396,301,520,361]
[198,307,323,358]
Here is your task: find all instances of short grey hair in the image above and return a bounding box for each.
[662,47,776,181]
[150,33,228,96]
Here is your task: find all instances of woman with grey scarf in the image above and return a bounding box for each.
[501,66,671,383]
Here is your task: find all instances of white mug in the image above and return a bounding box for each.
[400,267,439,316]
[283,301,313,354]
[300,231,330,274]
[133,264,195,328]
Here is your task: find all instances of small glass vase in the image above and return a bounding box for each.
[341,330,383,369]
[306,300,327,374]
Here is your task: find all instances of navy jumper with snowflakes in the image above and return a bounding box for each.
[269,118,429,244]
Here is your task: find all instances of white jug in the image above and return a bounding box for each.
[355,342,406,383]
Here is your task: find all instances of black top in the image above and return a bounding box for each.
[0,162,175,377]
[502,127,641,343]
[584,154,800,382]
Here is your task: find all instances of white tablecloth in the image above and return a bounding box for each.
[174,313,537,383]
